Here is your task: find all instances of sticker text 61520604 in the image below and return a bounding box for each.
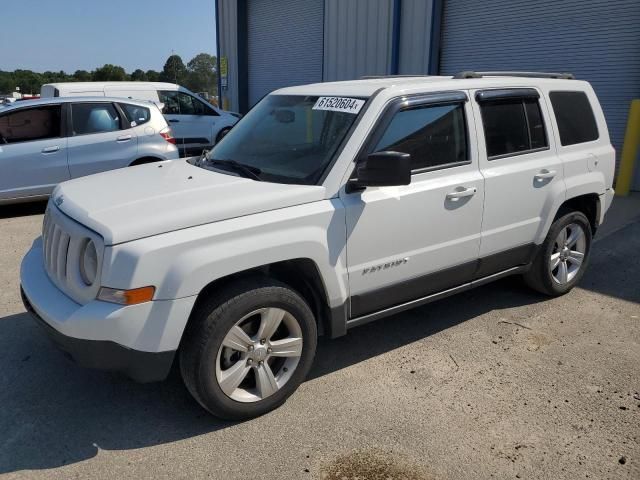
[312,97,365,114]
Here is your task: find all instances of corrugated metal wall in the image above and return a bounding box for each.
[247,0,324,106]
[439,0,640,186]
[398,0,434,75]
[323,0,394,81]
[218,0,239,112]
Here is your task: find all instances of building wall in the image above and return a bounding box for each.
[247,0,324,106]
[439,0,640,185]
[323,0,395,81]
[398,0,435,75]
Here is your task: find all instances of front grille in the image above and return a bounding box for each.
[42,208,71,283]
[40,204,104,305]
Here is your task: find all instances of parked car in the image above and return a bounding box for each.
[41,82,240,157]
[0,97,178,204]
[21,72,615,420]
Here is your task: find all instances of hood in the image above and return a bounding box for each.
[54,159,326,245]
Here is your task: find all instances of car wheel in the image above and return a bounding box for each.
[179,277,317,420]
[524,211,592,296]
[215,127,231,144]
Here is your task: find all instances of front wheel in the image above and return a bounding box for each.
[524,211,592,296]
[179,278,317,420]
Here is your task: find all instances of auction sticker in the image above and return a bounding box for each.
[313,97,365,114]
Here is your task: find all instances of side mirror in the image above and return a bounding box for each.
[352,151,411,189]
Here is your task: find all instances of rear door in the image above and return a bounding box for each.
[67,102,138,178]
[472,88,565,275]
[0,104,69,200]
[158,90,217,156]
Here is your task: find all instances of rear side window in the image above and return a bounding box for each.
[72,103,121,135]
[0,105,62,144]
[549,91,599,146]
[480,97,548,158]
[373,103,468,171]
[120,103,151,126]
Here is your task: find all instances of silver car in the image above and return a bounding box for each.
[0,97,179,204]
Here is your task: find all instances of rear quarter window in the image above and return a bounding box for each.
[120,103,151,126]
[549,91,599,146]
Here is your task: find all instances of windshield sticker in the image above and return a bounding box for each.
[312,97,365,114]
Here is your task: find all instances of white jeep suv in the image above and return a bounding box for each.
[20,72,615,419]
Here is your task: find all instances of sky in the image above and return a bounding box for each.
[0,0,217,73]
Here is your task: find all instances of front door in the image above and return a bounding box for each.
[341,94,484,318]
[0,104,69,200]
[67,102,138,178]
[472,88,565,277]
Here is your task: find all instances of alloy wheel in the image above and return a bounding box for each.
[549,222,587,284]
[215,307,303,403]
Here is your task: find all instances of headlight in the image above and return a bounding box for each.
[79,239,98,286]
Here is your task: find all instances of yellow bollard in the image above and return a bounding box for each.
[615,99,640,196]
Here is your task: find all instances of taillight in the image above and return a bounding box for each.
[159,127,176,144]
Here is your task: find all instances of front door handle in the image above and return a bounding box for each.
[446,186,477,200]
[534,169,557,181]
[116,134,132,142]
[168,119,180,123]
[41,146,60,154]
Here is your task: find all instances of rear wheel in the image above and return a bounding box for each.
[524,211,592,296]
[179,278,317,420]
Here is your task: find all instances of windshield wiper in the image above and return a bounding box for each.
[206,159,262,181]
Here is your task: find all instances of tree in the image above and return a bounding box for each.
[92,64,128,81]
[160,55,188,85]
[73,70,92,82]
[130,69,146,82]
[145,70,160,82]
[186,53,217,94]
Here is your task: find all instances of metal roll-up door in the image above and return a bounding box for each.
[247,0,324,107]
[439,0,640,187]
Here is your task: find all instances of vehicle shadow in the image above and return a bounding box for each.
[0,200,47,219]
[0,219,636,473]
[0,277,546,474]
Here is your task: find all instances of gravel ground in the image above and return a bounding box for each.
[0,200,638,480]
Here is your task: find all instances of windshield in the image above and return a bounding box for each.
[202,94,365,184]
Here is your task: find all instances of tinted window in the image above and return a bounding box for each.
[549,91,599,145]
[72,103,121,135]
[120,103,151,126]
[480,98,548,158]
[0,105,62,143]
[159,91,214,116]
[374,103,468,171]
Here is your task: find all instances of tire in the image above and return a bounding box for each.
[215,127,231,144]
[179,277,317,420]
[524,211,592,296]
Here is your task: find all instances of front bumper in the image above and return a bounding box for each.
[22,288,174,382]
[20,238,196,382]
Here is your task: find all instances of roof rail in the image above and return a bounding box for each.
[453,71,575,80]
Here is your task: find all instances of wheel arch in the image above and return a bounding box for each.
[185,258,343,342]
[129,156,164,166]
[554,193,601,235]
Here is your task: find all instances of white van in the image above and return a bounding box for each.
[41,82,240,156]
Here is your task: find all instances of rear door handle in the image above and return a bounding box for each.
[446,186,477,200]
[116,134,132,142]
[534,169,557,181]
[41,146,60,154]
